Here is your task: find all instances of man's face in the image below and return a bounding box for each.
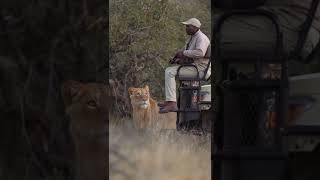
[185,24,198,35]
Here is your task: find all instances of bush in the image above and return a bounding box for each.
[109,0,211,116]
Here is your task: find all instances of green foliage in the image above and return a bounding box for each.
[0,0,107,82]
[110,0,211,116]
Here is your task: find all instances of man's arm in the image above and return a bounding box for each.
[170,38,189,63]
[183,37,210,58]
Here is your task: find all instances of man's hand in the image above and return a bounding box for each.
[169,51,187,64]
[175,51,185,59]
[169,57,178,64]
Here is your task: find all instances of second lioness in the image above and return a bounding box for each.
[128,85,176,130]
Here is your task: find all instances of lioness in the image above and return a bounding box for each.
[128,85,176,130]
[61,80,108,180]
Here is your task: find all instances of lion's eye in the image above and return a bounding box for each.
[87,100,97,109]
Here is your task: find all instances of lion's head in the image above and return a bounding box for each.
[128,85,151,109]
[61,80,108,180]
[62,80,109,123]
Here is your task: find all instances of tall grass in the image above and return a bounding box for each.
[109,115,211,180]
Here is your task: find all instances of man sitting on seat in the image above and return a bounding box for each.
[159,18,211,113]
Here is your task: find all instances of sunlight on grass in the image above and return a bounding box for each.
[109,115,211,180]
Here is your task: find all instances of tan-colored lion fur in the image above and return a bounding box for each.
[61,80,108,180]
[128,85,176,130]
[266,105,305,129]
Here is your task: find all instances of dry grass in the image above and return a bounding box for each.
[109,115,211,180]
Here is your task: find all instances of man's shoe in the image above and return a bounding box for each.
[157,101,166,107]
[159,101,178,113]
[158,101,173,107]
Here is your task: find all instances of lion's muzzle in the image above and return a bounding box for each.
[139,100,149,109]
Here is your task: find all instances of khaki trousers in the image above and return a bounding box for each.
[165,63,210,101]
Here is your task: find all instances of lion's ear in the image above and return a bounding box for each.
[61,80,83,108]
[144,85,149,92]
[128,87,135,96]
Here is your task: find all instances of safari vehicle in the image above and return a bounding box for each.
[173,45,213,134]
[175,0,320,180]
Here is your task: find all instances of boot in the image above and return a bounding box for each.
[159,101,178,113]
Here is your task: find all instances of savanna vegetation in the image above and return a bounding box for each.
[109,1,212,180]
[109,0,211,117]
[109,120,211,180]
[0,0,107,179]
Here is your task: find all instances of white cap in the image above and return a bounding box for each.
[181,18,201,28]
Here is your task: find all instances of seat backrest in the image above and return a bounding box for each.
[202,45,211,81]
[204,44,211,59]
[214,10,283,61]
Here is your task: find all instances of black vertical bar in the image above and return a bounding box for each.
[292,0,320,60]
[212,9,289,180]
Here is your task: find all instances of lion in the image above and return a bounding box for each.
[266,104,306,129]
[61,80,108,180]
[128,85,176,130]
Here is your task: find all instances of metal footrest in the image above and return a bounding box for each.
[178,108,201,112]
[177,77,201,81]
[200,101,211,104]
[179,86,200,90]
